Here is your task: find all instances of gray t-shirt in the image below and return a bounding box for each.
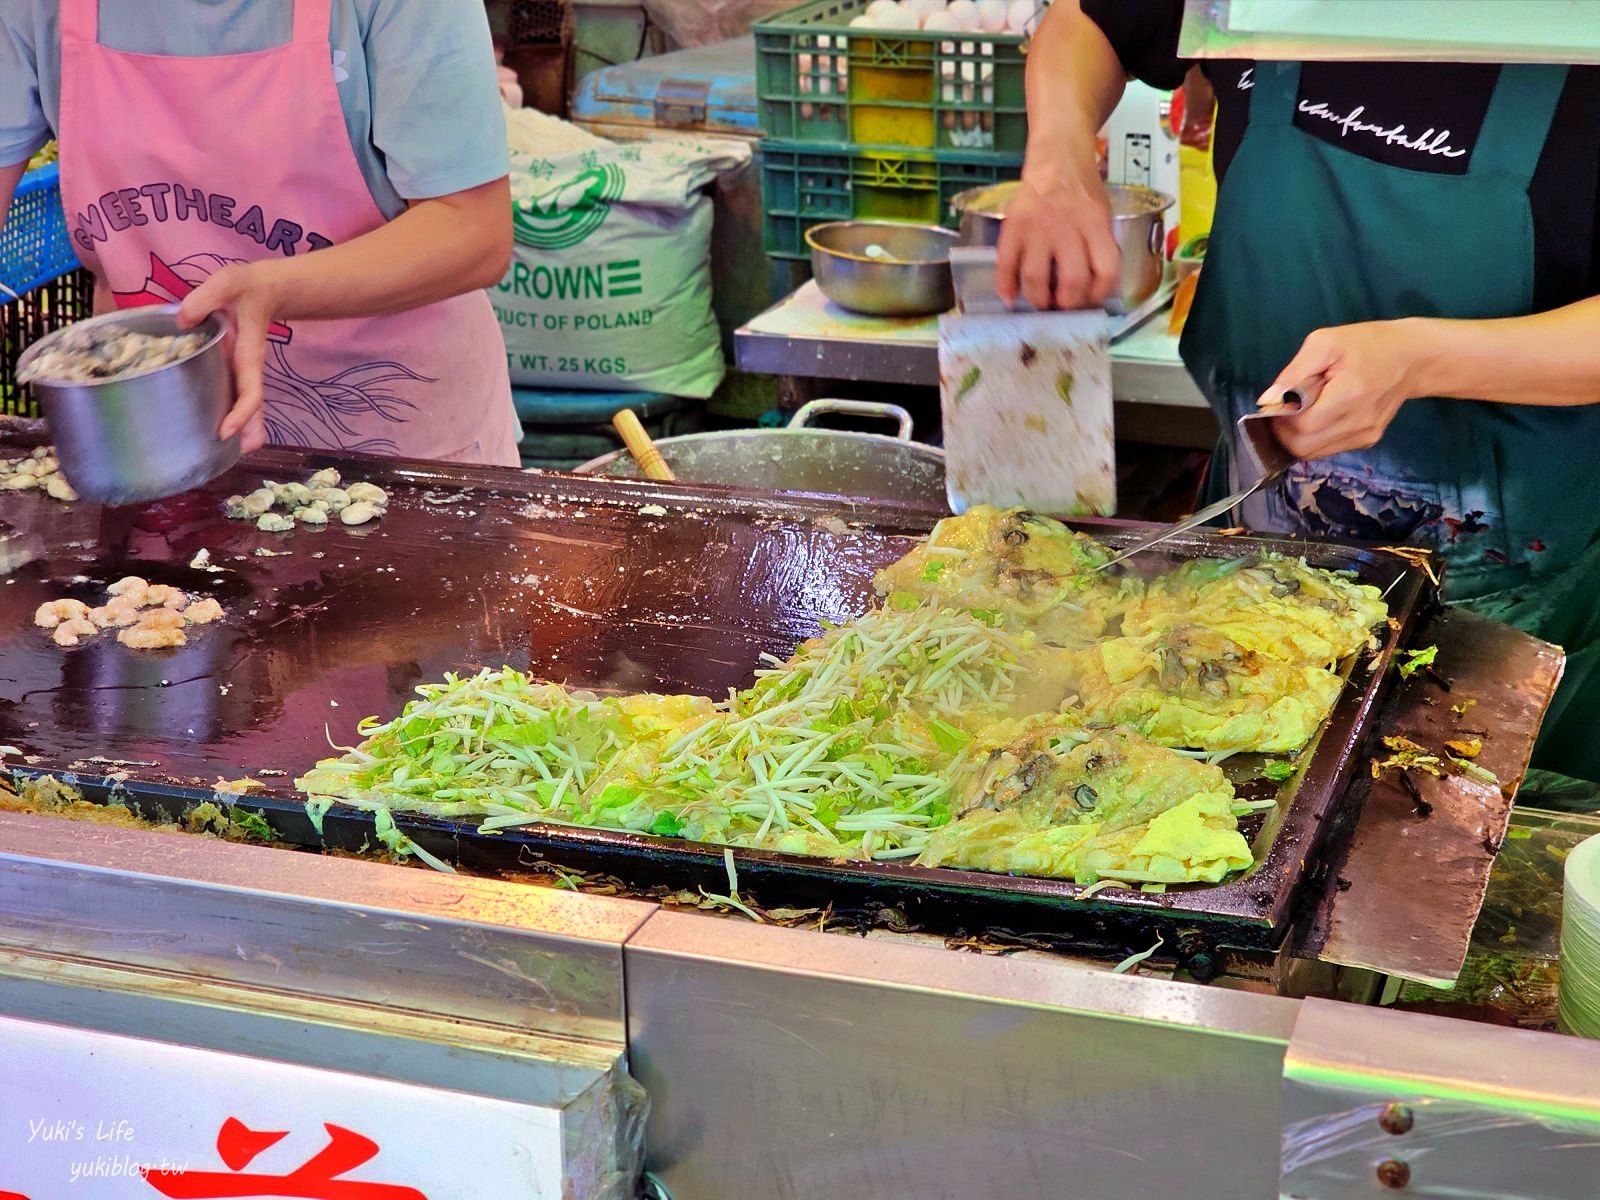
[0,0,510,219]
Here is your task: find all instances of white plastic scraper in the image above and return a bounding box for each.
[941,246,1115,516]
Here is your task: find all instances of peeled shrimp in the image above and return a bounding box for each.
[88,600,143,629]
[52,618,97,647]
[145,585,187,609]
[131,609,184,632]
[107,576,151,605]
[181,598,224,626]
[117,623,187,650]
[34,599,91,628]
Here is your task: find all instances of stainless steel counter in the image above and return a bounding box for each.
[627,909,1296,1198]
[735,280,1210,408]
[0,811,652,1198]
[5,811,1600,1199]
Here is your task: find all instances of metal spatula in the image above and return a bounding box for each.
[1098,377,1325,570]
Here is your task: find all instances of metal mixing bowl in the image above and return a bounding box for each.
[949,181,1175,314]
[805,221,958,317]
[16,306,240,506]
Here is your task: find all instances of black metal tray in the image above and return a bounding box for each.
[0,445,1434,955]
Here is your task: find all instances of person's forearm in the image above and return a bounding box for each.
[0,159,27,254]
[253,177,512,321]
[1406,299,1600,407]
[1021,0,1127,184]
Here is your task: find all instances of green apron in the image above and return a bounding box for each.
[1181,61,1600,787]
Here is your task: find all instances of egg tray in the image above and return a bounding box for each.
[755,0,1033,157]
[0,444,1437,961]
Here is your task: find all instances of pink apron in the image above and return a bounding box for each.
[56,0,523,467]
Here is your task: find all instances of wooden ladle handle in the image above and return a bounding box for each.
[612,409,675,482]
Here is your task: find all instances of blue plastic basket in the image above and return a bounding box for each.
[1,164,79,297]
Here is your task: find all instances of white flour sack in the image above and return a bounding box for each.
[496,110,751,397]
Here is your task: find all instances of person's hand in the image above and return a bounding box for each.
[177,262,281,453]
[995,163,1120,311]
[1265,320,1432,461]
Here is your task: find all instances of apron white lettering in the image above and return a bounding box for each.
[1297,98,1468,159]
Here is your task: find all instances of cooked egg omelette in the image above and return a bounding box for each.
[874,507,1140,646]
[878,510,1386,755]
[304,507,1391,891]
[1067,624,1346,753]
[919,715,1253,884]
[1122,553,1388,667]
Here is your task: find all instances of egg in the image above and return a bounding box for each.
[975,0,1009,32]
[1006,0,1038,34]
[849,14,879,27]
[921,10,958,31]
[866,0,901,16]
[876,4,923,29]
[902,0,944,20]
[945,0,981,30]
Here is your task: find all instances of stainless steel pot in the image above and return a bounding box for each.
[949,181,1174,314]
[805,221,958,317]
[16,306,240,506]
[576,400,947,509]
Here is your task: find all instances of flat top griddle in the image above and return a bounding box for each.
[0,444,1433,955]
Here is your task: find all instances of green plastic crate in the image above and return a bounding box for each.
[755,0,1038,156]
[761,140,1021,258]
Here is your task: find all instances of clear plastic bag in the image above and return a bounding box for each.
[642,0,796,48]
[1180,0,1600,63]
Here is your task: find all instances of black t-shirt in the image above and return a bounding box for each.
[1083,0,1600,310]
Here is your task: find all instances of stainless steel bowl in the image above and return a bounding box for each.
[576,399,947,508]
[16,305,240,506]
[805,221,959,317]
[949,181,1175,314]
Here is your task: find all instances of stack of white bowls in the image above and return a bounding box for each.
[1559,833,1600,1037]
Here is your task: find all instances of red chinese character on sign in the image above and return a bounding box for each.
[141,1117,426,1199]
[0,1190,34,1199]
